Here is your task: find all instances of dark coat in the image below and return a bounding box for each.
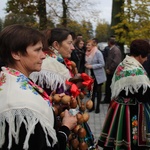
[106,45,122,74]
[70,46,85,73]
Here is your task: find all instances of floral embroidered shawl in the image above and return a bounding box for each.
[111,55,150,99]
[0,67,57,149]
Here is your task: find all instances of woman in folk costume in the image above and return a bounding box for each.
[30,28,95,150]
[85,39,106,113]
[0,24,77,150]
[98,39,150,150]
[30,28,72,96]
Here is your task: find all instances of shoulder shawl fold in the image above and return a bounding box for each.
[0,67,57,149]
[111,55,150,99]
[30,55,71,91]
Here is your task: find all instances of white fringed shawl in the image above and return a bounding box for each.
[0,67,57,150]
[30,55,71,91]
[111,55,150,99]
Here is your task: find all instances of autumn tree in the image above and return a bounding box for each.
[5,0,48,29]
[95,21,111,42]
[3,13,37,28]
[79,20,93,41]
[110,0,125,55]
[6,0,38,15]
[66,20,82,34]
[46,0,100,28]
[111,0,125,36]
[5,0,99,31]
[112,0,150,46]
[60,19,94,41]
[62,0,68,27]
[37,0,47,30]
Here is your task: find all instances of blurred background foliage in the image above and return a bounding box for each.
[0,0,149,52]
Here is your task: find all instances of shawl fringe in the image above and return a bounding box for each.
[111,75,149,98]
[0,108,57,150]
[30,70,68,91]
[111,55,150,99]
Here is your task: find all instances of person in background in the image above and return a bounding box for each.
[85,39,106,113]
[76,33,83,40]
[98,39,150,150]
[92,38,99,48]
[102,37,122,104]
[76,33,87,52]
[0,24,77,150]
[30,28,74,96]
[102,36,118,63]
[70,38,85,73]
[102,43,110,63]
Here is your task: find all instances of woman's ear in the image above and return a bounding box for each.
[138,55,146,64]
[11,51,21,61]
[53,41,60,50]
[139,55,144,61]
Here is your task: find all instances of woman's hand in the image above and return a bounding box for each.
[62,109,77,130]
[85,63,92,69]
[106,69,110,74]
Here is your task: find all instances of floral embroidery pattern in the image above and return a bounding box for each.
[7,68,38,95]
[0,73,6,90]
[47,47,64,63]
[28,80,50,100]
[7,68,52,106]
[114,63,146,82]
[132,115,138,145]
[17,74,39,95]
[7,68,20,76]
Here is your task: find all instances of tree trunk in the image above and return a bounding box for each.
[111,0,125,57]
[111,0,124,35]
[38,0,47,30]
[62,0,68,27]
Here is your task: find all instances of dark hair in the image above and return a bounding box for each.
[76,34,83,39]
[70,31,76,41]
[41,29,51,51]
[130,39,150,58]
[77,34,82,37]
[48,28,72,46]
[108,37,116,45]
[0,24,45,66]
[92,38,99,45]
[75,38,84,48]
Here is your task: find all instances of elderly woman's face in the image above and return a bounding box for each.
[13,41,46,77]
[58,34,74,58]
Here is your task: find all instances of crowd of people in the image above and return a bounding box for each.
[0,24,150,150]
